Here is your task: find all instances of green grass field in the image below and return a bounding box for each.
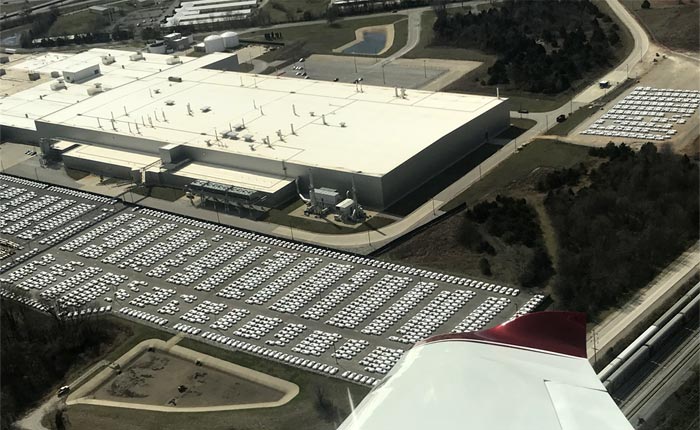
[48,10,108,36]
[404,10,485,61]
[252,15,406,60]
[407,0,635,113]
[263,0,331,23]
[442,139,594,211]
[62,335,370,430]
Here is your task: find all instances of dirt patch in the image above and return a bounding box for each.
[382,211,536,286]
[93,350,284,408]
[627,0,700,53]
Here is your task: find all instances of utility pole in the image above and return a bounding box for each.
[593,330,598,365]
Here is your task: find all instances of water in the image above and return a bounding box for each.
[342,31,387,55]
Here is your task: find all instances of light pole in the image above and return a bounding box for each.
[592,330,598,365]
[332,339,339,366]
[381,64,386,85]
[354,56,357,73]
[423,59,427,78]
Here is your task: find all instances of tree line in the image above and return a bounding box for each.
[545,143,699,317]
[461,195,554,287]
[0,297,127,429]
[432,0,623,94]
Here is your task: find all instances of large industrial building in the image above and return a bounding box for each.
[163,0,260,28]
[1,48,509,211]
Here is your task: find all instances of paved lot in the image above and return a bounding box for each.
[0,175,540,388]
[277,54,448,89]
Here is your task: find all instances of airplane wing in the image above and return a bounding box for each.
[337,311,633,430]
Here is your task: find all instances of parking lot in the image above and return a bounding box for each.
[579,87,699,141]
[278,55,449,90]
[0,174,543,388]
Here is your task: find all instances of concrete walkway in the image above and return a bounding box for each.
[67,338,299,413]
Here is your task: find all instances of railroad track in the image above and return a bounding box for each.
[621,327,699,422]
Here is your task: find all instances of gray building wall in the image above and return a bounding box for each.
[63,64,100,84]
[0,126,41,144]
[28,100,510,210]
[381,100,510,209]
[62,153,133,179]
[35,121,164,154]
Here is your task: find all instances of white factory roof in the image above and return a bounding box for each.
[172,162,293,193]
[63,144,160,170]
[2,48,506,177]
[1,49,196,130]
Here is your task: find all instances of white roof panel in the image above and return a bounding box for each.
[3,49,506,178]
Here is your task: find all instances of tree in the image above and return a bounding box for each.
[641,0,651,8]
[326,4,340,25]
[479,257,492,276]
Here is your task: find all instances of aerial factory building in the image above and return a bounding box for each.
[0,48,509,211]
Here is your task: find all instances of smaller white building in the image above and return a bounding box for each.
[221,31,239,49]
[203,35,225,53]
[62,63,100,84]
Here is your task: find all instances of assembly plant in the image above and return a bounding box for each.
[0,48,509,213]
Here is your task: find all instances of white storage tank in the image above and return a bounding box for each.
[221,31,239,49]
[203,35,225,53]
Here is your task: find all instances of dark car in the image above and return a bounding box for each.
[57,386,70,397]
[556,114,567,123]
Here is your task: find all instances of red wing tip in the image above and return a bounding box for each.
[423,311,588,358]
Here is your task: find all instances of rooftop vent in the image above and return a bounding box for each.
[129,52,145,62]
[50,80,67,91]
[243,134,254,142]
[87,85,104,96]
[166,55,182,65]
[165,100,175,106]
[200,106,211,113]
[101,54,116,65]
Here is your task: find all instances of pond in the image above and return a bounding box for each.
[342,31,388,55]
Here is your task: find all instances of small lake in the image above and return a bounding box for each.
[343,31,387,55]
